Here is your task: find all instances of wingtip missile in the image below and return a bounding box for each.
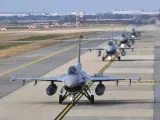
[116,80,119,86]
[129,79,132,86]
[132,48,134,51]
[22,80,25,86]
[79,35,83,39]
[10,76,17,81]
[33,80,38,86]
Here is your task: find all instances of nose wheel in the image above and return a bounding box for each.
[59,95,63,104]
[118,56,121,61]
[90,95,94,104]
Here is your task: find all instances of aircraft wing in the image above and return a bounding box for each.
[112,36,123,40]
[10,75,65,82]
[89,74,141,84]
[83,38,117,41]
[118,47,134,50]
[129,38,140,40]
[90,76,141,82]
[81,48,105,51]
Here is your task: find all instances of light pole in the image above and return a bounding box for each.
[124,25,126,32]
[111,24,113,39]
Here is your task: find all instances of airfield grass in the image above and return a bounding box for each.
[0,41,57,59]
[0,33,43,41]
[0,42,28,50]
[16,34,62,41]
[16,32,93,41]
[0,31,95,59]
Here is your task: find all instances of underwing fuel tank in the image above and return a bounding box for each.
[95,84,105,96]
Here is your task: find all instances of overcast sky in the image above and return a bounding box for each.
[0,0,159,13]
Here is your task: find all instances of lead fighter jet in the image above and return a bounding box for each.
[10,35,141,104]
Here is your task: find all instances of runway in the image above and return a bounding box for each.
[0,29,158,120]
[0,31,120,99]
[63,30,154,120]
[153,30,160,120]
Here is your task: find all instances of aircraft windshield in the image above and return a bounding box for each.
[67,66,78,75]
[108,40,113,46]
[122,33,126,37]
[132,28,135,32]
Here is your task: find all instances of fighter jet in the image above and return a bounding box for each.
[130,28,141,38]
[114,32,140,48]
[81,30,140,49]
[10,35,141,104]
[82,40,134,61]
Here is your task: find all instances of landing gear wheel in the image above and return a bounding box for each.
[90,95,94,104]
[118,56,121,61]
[59,95,63,104]
[128,45,131,48]
[102,57,105,61]
[71,99,75,104]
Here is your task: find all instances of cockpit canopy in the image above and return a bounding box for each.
[122,33,126,37]
[67,66,78,75]
[108,40,114,46]
[132,28,135,32]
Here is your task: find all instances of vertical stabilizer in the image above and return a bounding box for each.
[77,35,83,69]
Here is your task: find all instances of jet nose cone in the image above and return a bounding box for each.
[64,75,78,88]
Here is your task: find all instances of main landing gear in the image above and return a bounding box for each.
[102,56,105,61]
[118,56,121,61]
[59,85,95,104]
[59,91,71,104]
[59,86,73,104]
[115,52,121,61]
[102,55,107,61]
[83,85,95,104]
[59,95,63,104]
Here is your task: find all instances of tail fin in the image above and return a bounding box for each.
[111,24,113,40]
[77,35,83,69]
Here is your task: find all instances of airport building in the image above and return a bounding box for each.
[71,11,86,16]
[0,13,27,17]
[112,10,160,15]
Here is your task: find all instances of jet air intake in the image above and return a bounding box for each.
[121,50,126,56]
[95,83,105,96]
[46,84,57,96]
